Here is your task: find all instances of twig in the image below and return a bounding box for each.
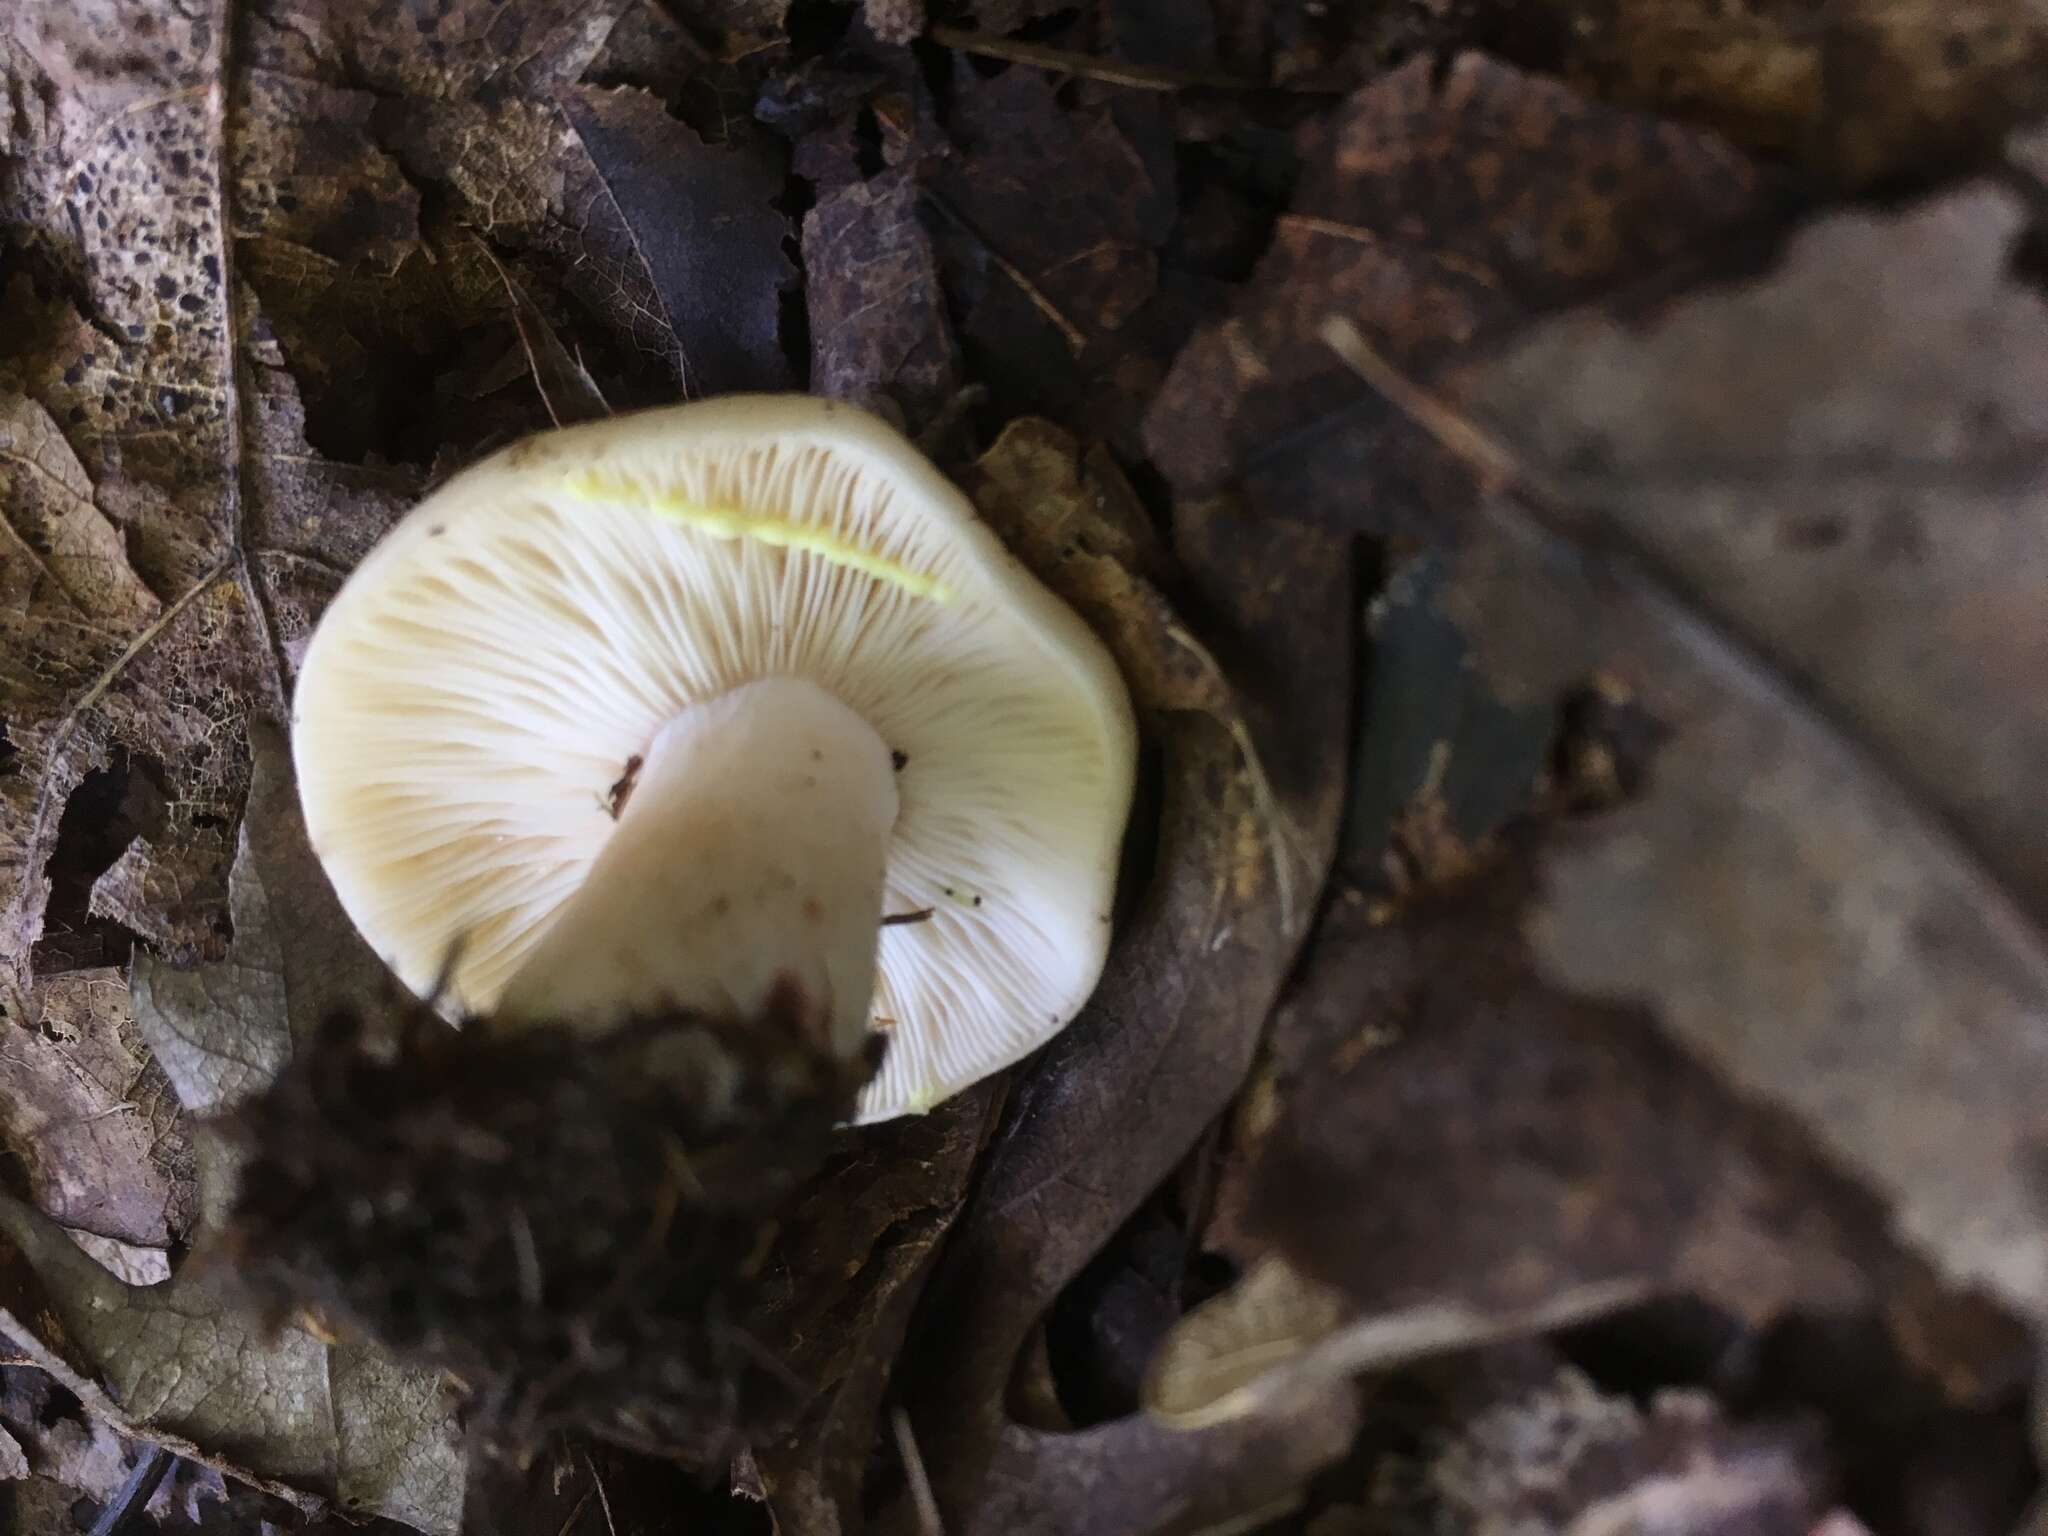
[921,192,1088,355]
[1316,312,2048,972]
[1156,618,1308,935]
[1315,317,1523,497]
[926,25,1285,93]
[579,1451,619,1536]
[88,1445,172,1536]
[881,907,936,927]
[553,1482,597,1536]
[478,238,611,427]
[892,1407,945,1536]
[717,1320,812,1399]
[1174,1118,1225,1309]
[509,1204,544,1310]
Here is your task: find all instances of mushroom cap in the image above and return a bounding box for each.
[293,396,1136,1121]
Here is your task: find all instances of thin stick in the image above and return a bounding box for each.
[553,1483,597,1536]
[881,907,936,927]
[921,193,1088,355]
[892,1407,945,1536]
[1316,317,1523,495]
[1318,311,2048,978]
[580,1452,619,1536]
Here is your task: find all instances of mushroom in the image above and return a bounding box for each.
[292,394,1136,1118]
[225,397,1137,1453]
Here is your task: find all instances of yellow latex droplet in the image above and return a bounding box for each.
[564,473,952,603]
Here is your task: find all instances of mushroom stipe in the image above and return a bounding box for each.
[222,975,877,1461]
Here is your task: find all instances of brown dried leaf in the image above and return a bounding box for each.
[0,1367,197,1520]
[34,725,466,1532]
[131,721,386,1112]
[1426,181,2048,1331]
[1216,861,2036,1399]
[254,6,793,407]
[1143,53,1772,507]
[674,0,794,56]
[805,169,959,432]
[885,421,1356,1534]
[749,1090,996,1531]
[0,2,290,1015]
[1139,1256,1347,1428]
[0,968,193,1250]
[556,86,795,396]
[0,396,157,630]
[931,66,1171,376]
[1482,0,2048,187]
[261,0,628,97]
[0,1195,462,1536]
[0,1191,339,1507]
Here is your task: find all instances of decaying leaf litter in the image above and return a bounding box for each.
[1,0,2046,1530]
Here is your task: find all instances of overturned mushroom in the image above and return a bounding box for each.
[227,396,1136,1453]
[295,394,1134,1118]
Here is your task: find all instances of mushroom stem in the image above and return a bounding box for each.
[492,676,897,1061]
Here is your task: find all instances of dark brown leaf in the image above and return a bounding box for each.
[930,66,1172,379]
[804,169,960,431]
[485,248,613,429]
[1471,0,2048,187]
[749,1091,996,1530]
[1337,553,1555,890]
[1218,856,2032,1400]
[1143,53,1774,507]
[557,87,796,396]
[460,1441,765,1536]
[264,3,792,408]
[885,421,1356,1534]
